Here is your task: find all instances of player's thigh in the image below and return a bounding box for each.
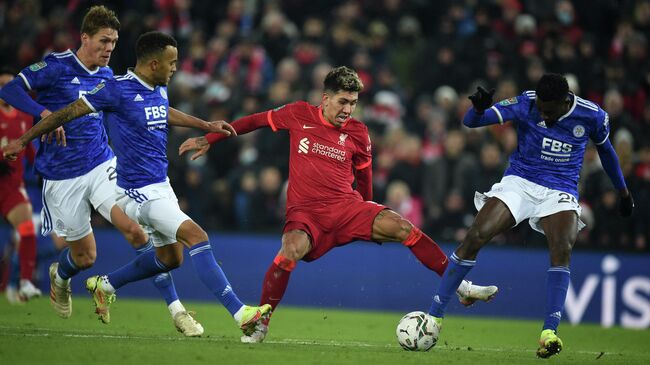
[5,201,33,227]
[41,178,93,241]
[466,197,516,243]
[540,210,578,251]
[140,197,195,247]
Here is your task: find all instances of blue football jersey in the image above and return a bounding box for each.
[81,70,170,189]
[488,91,609,198]
[18,49,114,180]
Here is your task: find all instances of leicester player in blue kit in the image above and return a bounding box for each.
[0,6,203,336]
[3,31,271,335]
[426,74,634,358]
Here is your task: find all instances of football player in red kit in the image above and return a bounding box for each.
[0,69,40,301]
[179,66,498,343]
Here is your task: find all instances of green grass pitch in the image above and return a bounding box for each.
[1,297,648,365]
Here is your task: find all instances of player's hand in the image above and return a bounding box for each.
[0,160,14,177]
[468,86,495,113]
[42,127,67,146]
[205,120,237,137]
[619,191,634,217]
[2,140,25,162]
[179,136,211,161]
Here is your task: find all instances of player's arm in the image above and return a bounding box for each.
[595,138,634,216]
[2,99,91,160]
[0,65,67,146]
[179,111,269,160]
[0,77,48,118]
[463,87,522,128]
[168,107,236,136]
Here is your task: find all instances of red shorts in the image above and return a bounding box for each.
[284,199,387,262]
[0,184,30,217]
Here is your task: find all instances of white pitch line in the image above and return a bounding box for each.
[0,325,610,356]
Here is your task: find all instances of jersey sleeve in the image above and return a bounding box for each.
[489,93,530,125]
[80,79,121,112]
[266,101,304,131]
[17,57,64,91]
[590,109,610,145]
[352,128,372,170]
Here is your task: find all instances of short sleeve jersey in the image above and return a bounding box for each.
[490,91,610,198]
[81,70,170,189]
[266,101,372,209]
[17,49,114,180]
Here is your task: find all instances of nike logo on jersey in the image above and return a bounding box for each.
[133,94,144,102]
[71,77,80,85]
[302,124,316,129]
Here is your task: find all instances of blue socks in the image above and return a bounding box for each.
[135,239,179,305]
[107,250,170,290]
[57,247,80,280]
[189,241,243,316]
[543,266,570,331]
[428,253,475,318]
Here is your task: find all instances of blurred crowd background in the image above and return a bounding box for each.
[0,0,648,251]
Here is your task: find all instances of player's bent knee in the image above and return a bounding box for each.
[281,242,308,261]
[177,220,209,246]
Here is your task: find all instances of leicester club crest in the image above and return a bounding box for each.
[573,125,585,138]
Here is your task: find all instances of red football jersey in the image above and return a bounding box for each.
[266,101,372,209]
[0,106,34,188]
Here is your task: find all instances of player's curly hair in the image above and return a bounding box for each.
[323,66,364,93]
[81,5,120,36]
[536,73,569,102]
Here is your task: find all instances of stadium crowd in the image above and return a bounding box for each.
[0,0,648,251]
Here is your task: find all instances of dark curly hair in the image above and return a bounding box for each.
[323,66,364,93]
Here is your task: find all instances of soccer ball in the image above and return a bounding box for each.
[395,311,440,351]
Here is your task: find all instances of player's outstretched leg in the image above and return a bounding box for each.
[84,248,172,323]
[187,240,272,333]
[401,227,498,306]
[536,266,570,358]
[241,253,297,343]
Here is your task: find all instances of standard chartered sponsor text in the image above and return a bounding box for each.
[312,142,346,162]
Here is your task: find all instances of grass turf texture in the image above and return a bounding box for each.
[1,297,648,365]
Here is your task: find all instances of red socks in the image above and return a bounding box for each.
[403,227,448,276]
[260,255,296,311]
[17,220,36,281]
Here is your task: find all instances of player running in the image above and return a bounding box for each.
[2,31,271,335]
[0,68,41,302]
[426,74,634,358]
[0,6,202,336]
[178,66,498,343]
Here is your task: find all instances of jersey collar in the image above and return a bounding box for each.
[127,69,155,91]
[317,105,349,129]
[71,49,101,75]
[558,93,577,122]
